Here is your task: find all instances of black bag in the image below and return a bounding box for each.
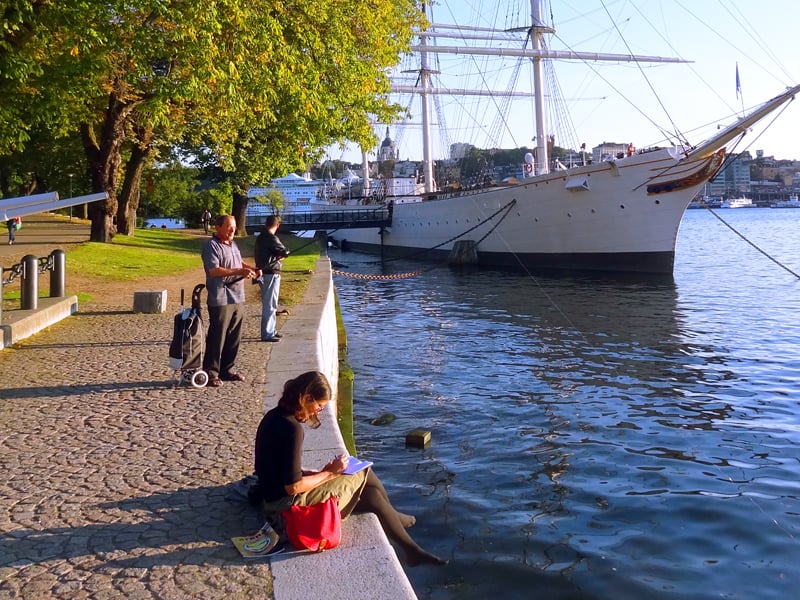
[169,284,205,371]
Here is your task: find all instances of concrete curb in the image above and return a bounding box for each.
[0,295,78,349]
[265,258,417,600]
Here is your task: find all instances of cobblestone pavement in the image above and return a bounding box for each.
[0,299,280,599]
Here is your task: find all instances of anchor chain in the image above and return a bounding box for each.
[332,269,425,280]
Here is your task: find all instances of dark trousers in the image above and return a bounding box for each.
[203,303,244,379]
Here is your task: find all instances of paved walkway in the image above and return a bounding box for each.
[0,215,419,600]
[0,295,281,598]
[0,215,282,598]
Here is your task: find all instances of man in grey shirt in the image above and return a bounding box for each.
[201,215,260,388]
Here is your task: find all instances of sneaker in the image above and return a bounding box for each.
[262,336,281,343]
[273,332,283,338]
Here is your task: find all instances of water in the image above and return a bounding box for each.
[330,208,800,600]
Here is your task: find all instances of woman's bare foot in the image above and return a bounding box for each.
[405,548,448,567]
[397,512,416,528]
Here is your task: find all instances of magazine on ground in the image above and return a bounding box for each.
[231,522,284,558]
[343,456,373,475]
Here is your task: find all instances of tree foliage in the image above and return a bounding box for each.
[1,0,424,239]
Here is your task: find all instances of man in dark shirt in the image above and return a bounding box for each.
[201,215,260,387]
[254,215,289,342]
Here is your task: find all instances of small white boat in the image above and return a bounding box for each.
[770,194,800,208]
[720,197,755,209]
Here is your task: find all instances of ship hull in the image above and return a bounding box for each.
[330,147,724,274]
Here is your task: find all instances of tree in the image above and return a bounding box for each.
[177,0,425,234]
[139,162,199,221]
[249,188,285,216]
[1,0,424,241]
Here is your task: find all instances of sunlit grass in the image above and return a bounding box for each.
[3,227,320,311]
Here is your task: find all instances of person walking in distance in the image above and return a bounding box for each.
[254,215,289,342]
[6,216,20,245]
[201,208,212,234]
[201,215,260,388]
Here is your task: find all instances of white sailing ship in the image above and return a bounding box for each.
[327,0,800,274]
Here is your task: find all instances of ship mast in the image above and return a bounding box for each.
[420,4,436,194]
[530,0,549,175]
[399,2,689,189]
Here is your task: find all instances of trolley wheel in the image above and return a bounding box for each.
[191,370,209,388]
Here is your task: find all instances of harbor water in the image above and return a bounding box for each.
[330,208,800,600]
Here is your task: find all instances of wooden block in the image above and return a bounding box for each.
[405,428,431,448]
[133,290,167,314]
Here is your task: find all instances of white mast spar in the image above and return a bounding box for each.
[531,0,549,175]
[419,6,436,194]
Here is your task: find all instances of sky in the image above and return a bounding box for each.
[330,0,800,165]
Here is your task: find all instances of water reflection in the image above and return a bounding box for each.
[332,244,800,600]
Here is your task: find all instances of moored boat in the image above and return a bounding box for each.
[720,197,755,209]
[770,194,800,208]
[327,1,800,274]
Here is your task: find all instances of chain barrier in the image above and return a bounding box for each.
[1,254,55,286]
[332,269,425,280]
[38,254,54,274]
[2,261,23,286]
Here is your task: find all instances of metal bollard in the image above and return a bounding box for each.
[50,249,66,298]
[21,254,38,310]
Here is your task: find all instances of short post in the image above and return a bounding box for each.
[50,249,66,298]
[21,254,38,310]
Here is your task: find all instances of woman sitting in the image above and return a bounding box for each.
[254,370,447,567]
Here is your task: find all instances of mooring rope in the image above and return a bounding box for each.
[360,198,517,266]
[329,198,517,280]
[699,203,800,280]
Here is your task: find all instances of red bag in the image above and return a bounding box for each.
[281,497,341,551]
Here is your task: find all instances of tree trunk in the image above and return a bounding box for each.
[117,133,153,235]
[232,186,250,236]
[80,90,138,242]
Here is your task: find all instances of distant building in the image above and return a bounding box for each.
[377,128,398,162]
[450,143,474,160]
[706,150,752,197]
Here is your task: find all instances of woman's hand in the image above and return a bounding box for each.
[323,453,349,475]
